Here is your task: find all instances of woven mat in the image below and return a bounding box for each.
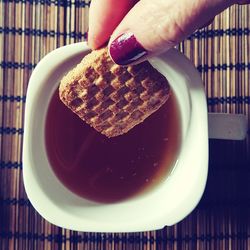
[0,1,250,249]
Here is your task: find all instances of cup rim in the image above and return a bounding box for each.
[23,42,208,232]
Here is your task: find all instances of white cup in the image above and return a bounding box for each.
[23,42,209,232]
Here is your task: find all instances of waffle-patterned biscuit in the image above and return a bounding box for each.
[59,47,170,137]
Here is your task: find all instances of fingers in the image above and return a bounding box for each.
[108,0,233,65]
[88,0,137,49]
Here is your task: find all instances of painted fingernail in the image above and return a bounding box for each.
[109,32,148,65]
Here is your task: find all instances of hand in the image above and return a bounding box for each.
[88,0,249,65]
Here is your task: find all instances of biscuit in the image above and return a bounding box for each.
[59,47,170,137]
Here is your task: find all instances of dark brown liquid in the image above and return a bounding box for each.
[45,89,181,203]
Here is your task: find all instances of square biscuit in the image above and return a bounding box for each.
[59,47,170,137]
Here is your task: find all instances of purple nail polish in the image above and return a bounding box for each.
[109,32,148,65]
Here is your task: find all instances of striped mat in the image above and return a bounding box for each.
[0,1,250,249]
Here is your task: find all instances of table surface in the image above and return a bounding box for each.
[0,1,250,249]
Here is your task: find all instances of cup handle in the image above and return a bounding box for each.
[208,113,248,140]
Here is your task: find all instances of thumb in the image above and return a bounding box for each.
[108,0,232,65]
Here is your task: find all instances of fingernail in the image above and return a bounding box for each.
[109,32,148,65]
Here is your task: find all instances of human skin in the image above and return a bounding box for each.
[88,0,249,65]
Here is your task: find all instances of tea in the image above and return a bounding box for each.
[45,89,181,203]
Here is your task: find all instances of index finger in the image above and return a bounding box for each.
[88,0,137,49]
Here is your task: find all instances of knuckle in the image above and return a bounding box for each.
[156,17,186,48]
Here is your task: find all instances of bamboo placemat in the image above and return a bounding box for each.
[0,1,250,249]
